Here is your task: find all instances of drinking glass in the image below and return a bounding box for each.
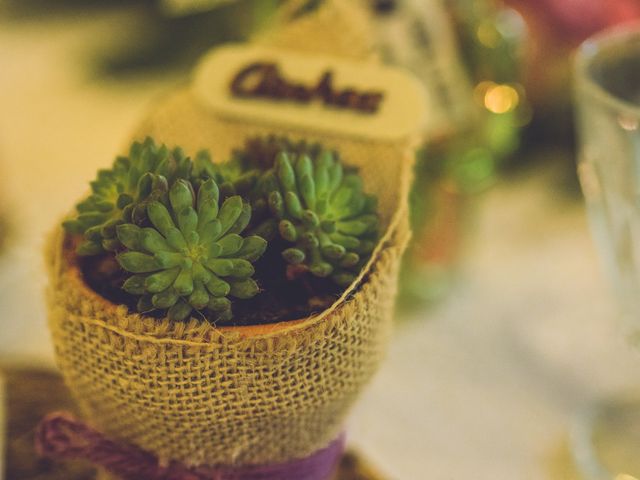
[574,22,640,479]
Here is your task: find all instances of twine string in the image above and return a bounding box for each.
[35,412,345,480]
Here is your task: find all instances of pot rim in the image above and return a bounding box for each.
[55,188,410,342]
[51,142,413,341]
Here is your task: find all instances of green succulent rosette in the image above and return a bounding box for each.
[115,178,266,322]
[254,150,379,287]
[63,137,204,255]
[206,134,325,202]
[234,136,342,226]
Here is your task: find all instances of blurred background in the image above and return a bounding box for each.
[2,0,640,478]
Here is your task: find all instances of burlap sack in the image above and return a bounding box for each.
[45,0,418,473]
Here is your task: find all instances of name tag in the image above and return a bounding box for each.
[193,45,428,141]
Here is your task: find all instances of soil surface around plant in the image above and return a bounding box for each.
[75,236,344,327]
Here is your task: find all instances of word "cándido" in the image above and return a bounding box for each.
[230,61,385,114]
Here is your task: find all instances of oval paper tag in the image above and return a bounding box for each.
[192,44,428,141]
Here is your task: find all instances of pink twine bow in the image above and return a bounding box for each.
[35,412,345,480]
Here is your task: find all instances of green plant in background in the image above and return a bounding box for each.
[447,0,529,166]
[63,138,193,255]
[252,151,379,287]
[115,178,266,321]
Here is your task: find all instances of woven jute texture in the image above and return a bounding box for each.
[47,210,411,467]
[46,0,418,471]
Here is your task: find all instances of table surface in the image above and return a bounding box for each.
[2,6,640,480]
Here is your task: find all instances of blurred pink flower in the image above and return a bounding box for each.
[505,0,640,105]
[508,0,640,46]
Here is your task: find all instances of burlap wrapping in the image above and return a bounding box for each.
[45,0,418,473]
[256,0,377,61]
[47,210,409,468]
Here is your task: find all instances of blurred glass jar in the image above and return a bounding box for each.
[368,0,528,308]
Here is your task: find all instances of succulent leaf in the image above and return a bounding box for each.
[254,148,380,287]
[122,275,147,295]
[229,278,260,299]
[116,223,142,250]
[115,178,264,322]
[63,137,217,254]
[76,240,104,256]
[236,236,268,262]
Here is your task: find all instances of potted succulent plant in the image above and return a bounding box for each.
[41,134,411,480]
[60,136,379,324]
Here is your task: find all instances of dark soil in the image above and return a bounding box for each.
[77,236,342,327]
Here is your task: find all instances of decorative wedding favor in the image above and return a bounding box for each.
[39,2,427,479]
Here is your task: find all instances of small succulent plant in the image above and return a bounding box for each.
[115,178,266,321]
[63,137,196,255]
[234,136,342,226]
[211,135,314,202]
[64,135,381,324]
[253,150,379,287]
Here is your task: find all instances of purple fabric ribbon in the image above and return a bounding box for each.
[35,412,345,480]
